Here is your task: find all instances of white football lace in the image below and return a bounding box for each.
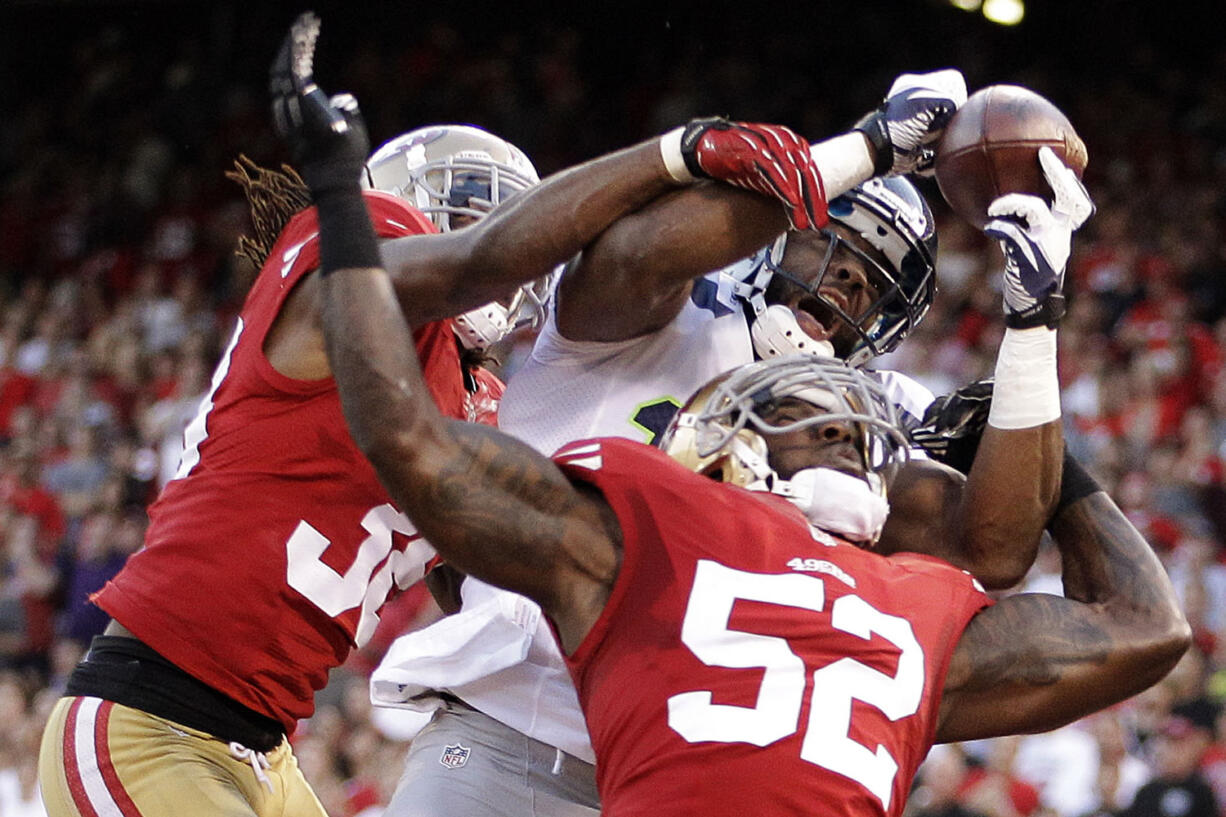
[229,741,273,791]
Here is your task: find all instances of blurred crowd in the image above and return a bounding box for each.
[2,4,1226,817]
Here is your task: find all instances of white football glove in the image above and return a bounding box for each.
[855,69,968,177]
[984,146,1095,328]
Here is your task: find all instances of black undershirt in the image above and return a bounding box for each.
[66,636,285,752]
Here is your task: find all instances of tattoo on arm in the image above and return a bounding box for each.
[1051,495,1171,610]
[955,593,1110,692]
[399,423,621,605]
[941,492,1187,741]
[320,270,619,612]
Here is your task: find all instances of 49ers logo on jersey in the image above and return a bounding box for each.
[786,557,856,588]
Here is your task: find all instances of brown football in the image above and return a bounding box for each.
[934,84,1087,228]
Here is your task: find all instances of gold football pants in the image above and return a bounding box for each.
[38,696,327,817]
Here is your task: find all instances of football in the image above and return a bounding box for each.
[934,84,1087,228]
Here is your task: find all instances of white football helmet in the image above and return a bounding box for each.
[364,124,552,350]
[658,355,909,544]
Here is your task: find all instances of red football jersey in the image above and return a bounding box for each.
[464,362,505,426]
[96,192,465,733]
[555,438,992,817]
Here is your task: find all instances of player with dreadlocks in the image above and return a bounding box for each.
[36,13,831,817]
[226,156,311,267]
[227,142,525,425]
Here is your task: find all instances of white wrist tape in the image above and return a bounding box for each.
[659,127,695,184]
[988,327,1061,429]
[808,131,875,200]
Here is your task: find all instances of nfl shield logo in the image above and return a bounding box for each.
[440,743,471,769]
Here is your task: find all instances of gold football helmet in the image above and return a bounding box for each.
[658,355,909,499]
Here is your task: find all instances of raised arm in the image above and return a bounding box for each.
[885,408,1062,590]
[879,371,1062,591]
[559,71,969,341]
[378,138,681,328]
[322,267,621,651]
[951,148,1096,587]
[881,149,1095,588]
[270,13,621,652]
[935,459,1191,743]
[382,115,839,328]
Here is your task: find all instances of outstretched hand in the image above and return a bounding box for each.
[269,12,369,199]
[678,118,826,231]
[984,147,1094,328]
[855,69,967,177]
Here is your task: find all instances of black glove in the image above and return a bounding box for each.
[910,378,994,475]
[269,12,369,200]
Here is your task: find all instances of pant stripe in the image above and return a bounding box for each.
[63,698,102,817]
[93,701,144,817]
[64,697,140,817]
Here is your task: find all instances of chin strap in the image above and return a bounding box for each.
[770,467,890,545]
[730,235,835,360]
[751,304,836,359]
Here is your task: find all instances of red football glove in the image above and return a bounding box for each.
[681,118,827,231]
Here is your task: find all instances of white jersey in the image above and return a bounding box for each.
[499,267,754,454]
[369,258,936,761]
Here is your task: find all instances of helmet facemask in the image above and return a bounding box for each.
[727,176,937,367]
[762,229,910,366]
[660,356,910,544]
[406,154,537,232]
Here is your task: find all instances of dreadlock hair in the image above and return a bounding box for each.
[226,155,313,269]
[460,343,498,371]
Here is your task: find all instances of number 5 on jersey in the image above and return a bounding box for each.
[286,504,434,647]
[668,560,924,811]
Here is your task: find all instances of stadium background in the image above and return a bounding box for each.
[1,1,1225,815]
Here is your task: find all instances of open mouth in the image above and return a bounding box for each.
[817,286,853,316]
[794,295,839,342]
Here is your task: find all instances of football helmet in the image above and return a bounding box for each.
[658,355,910,543]
[364,124,551,350]
[727,176,937,367]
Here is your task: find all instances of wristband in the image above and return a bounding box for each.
[1005,294,1067,330]
[851,109,893,176]
[314,188,382,276]
[808,132,875,201]
[987,327,1060,430]
[658,127,695,184]
[1053,447,1104,518]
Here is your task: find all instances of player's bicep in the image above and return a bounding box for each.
[560,239,693,342]
[560,181,779,342]
[383,232,509,327]
[876,460,964,566]
[398,420,621,645]
[936,593,1117,742]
